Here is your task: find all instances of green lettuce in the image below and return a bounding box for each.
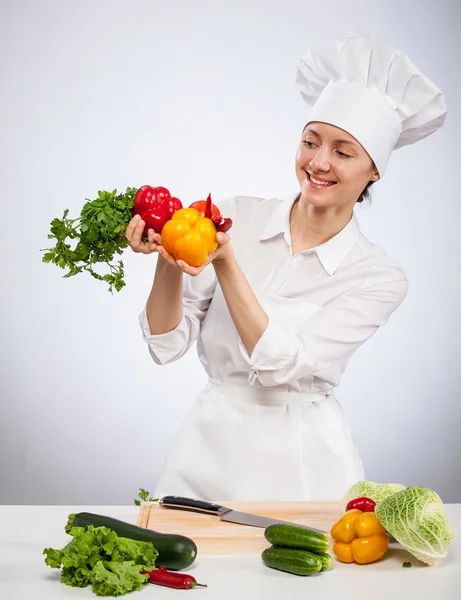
[44,525,157,596]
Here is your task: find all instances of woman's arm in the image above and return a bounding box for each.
[126,215,217,365]
[212,253,269,357]
[146,256,184,335]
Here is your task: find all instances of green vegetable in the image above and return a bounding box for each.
[375,486,454,565]
[402,561,412,568]
[43,524,157,596]
[342,481,406,508]
[315,552,333,571]
[41,187,137,293]
[261,546,323,576]
[264,524,330,553]
[67,512,197,570]
[134,488,158,506]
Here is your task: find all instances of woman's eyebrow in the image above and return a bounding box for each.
[305,127,359,148]
[334,137,359,147]
[305,127,321,138]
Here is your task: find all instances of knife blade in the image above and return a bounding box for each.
[159,496,327,534]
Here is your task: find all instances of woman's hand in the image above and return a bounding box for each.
[125,214,162,255]
[126,214,233,274]
[157,231,233,276]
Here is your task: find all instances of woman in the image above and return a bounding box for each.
[126,36,446,501]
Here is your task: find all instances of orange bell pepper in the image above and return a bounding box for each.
[331,509,388,564]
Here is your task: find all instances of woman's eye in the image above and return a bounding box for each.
[336,150,351,158]
[303,139,316,148]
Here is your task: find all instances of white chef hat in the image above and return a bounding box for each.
[296,35,447,176]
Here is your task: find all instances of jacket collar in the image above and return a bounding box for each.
[259,193,361,276]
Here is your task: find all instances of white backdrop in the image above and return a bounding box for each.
[1,0,460,504]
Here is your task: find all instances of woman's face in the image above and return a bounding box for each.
[295,122,379,208]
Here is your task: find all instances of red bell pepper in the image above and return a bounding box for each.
[132,185,182,236]
[345,497,376,513]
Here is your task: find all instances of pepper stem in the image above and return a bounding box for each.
[205,193,212,219]
[190,582,208,588]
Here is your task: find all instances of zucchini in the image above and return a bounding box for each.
[264,524,330,553]
[316,552,333,571]
[66,512,197,570]
[262,546,322,576]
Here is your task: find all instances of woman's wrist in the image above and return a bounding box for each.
[211,249,235,272]
[156,253,183,275]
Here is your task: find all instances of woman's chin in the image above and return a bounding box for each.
[300,189,337,207]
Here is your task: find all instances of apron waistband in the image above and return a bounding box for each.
[208,378,328,405]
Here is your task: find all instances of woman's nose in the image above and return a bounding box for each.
[309,148,331,172]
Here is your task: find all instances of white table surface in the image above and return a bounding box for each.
[0,504,459,599]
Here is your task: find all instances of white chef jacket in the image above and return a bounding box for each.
[139,194,408,501]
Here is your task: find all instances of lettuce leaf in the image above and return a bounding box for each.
[91,560,149,597]
[43,525,157,596]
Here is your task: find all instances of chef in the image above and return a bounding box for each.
[126,36,446,501]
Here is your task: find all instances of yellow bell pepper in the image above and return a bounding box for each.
[331,509,388,564]
[161,207,218,267]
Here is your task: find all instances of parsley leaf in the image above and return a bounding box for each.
[134,488,158,506]
[41,187,137,293]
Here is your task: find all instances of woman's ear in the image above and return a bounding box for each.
[370,168,380,183]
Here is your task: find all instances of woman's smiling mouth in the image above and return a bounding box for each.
[304,170,337,189]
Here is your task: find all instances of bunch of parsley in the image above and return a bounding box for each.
[41,187,137,293]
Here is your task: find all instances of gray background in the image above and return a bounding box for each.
[1,0,460,505]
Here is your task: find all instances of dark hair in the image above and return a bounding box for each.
[356,181,374,204]
[356,160,378,203]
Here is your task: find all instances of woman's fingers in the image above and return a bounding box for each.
[126,218,159,254]
[177,262,204,276]
[216,231,230,245]
[146,229,158,252]
[130,218,146,248]
[125,215,141,239]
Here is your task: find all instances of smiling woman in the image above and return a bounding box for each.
[296,122,379,210]
[125,35,447,502]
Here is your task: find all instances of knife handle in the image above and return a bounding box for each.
[159,496,224,515]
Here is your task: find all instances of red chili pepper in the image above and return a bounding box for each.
[132,185,183,236]
[345,496,376,513]
[212,214,233,233]
[142,566,207,589]
[190,193,233,233]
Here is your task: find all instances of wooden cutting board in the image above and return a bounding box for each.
[136,501,342,554]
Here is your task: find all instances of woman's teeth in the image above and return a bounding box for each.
[309,174,335,186]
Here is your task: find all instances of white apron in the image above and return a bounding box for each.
[153,379,364,501]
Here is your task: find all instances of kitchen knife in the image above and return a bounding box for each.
[159,496,327,534]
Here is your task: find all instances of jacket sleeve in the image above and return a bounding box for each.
[237,268,409,387]
[139,265,217,365]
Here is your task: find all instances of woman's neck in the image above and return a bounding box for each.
[289,196,353,254]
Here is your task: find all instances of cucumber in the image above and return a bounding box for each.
[66,512,197,570]
[262,546,322,576]
[316,552,333,571]
[264,524,330,553]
